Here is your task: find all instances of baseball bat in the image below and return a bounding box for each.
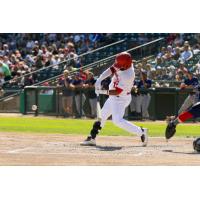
[96,94,102,120]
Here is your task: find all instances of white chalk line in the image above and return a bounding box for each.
[7,147,33,154]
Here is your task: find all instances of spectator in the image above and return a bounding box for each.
[157,46,166,58]
[72,72,86,118]
[173,47,181,60]
[177,61,188,74]
[58,70,75,117]
[0,61,11,81]
[3,56,12,66]
[166,34,177,45]
[137,70,152,119]
[1,44,10,56]
[173,34,184,47]
[181,42,193,62]
[155,56,164,68]
[26,39,35,50]
[66,42,75,53]
[35,55,44,69]
[192,44,200,55]
[195,63,200,78]
[21,72,34,87]
[11,65,21,77]
[84,72,97,118]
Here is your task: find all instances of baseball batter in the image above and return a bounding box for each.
[81,52,148,146]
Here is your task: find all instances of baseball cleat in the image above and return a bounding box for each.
[141,128,148,147]
[80,136,96,146]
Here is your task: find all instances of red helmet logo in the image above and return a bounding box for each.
[114,52,132,70]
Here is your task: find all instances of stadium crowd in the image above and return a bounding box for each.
[0,33,114,87]
[133,33,200,86]
[0,33,178,88]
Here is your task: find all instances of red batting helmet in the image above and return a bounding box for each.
[114,52,132,70]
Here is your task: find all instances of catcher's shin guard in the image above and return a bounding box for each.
[90,121,102,139]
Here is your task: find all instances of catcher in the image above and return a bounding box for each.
[165,85,200,152]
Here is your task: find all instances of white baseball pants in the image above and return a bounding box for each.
[100,95,143,136]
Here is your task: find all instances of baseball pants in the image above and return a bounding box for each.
[100,95,143,136]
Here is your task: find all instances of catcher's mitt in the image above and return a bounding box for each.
[165,122,176,140]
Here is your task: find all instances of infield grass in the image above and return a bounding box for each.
[0,116,199,137]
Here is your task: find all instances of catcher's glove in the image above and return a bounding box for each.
[165,121,176,140]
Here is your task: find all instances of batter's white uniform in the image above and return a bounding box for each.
[99,66,144,136]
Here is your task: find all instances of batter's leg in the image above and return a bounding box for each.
[111,97,148,146]
[111,97,144,135]
[81,97,112,146]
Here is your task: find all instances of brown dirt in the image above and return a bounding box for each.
[0,132,200,166]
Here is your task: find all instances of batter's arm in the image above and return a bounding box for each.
[95,67,116,90]
[97,67,114,82]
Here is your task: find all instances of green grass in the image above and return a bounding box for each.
[0,116,199,137]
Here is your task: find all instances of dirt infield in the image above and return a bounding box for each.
[0,132,199,165]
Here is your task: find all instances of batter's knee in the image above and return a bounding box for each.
[112,117,124,127]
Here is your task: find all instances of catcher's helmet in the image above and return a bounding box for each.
[114,52,132,70]
[193,137,200,152]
